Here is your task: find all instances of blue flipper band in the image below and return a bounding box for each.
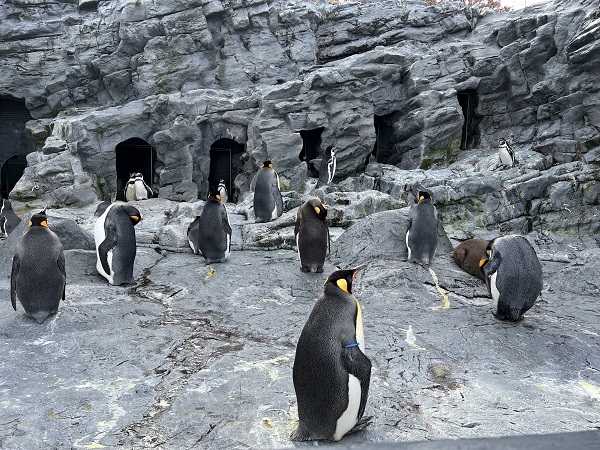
[344,342,360,348]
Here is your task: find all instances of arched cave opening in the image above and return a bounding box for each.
[208,138,246,203]
[115,137,156,201]
[298,127,324,177]
[1,154,27,199]
[457,90,480,150]
[0,96,33,198]
[372,112,397,165]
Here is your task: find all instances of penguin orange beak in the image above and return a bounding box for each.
[479,258,487,267]
[352,264,366,279]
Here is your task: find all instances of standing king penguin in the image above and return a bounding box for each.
[11,209,66,323]
[187,190,232,264]
[479,235,543,321]
[406,191,438,266]
[292,267,372,442]
[253,160,283,223]
[94,203,141,285]
[0,199,21,237]
[295,198,329,273]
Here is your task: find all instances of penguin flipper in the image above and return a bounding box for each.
[58,250,66,301]
[10,253,19,311]
[98,225,118,275]
[221,206,232,236]
[294,208,303,238]
[348,415,373,435]
[341,346,372,421]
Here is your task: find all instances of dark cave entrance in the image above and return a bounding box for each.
[457,90,480,150]
[298,127,324,177]
[0,96,33,198]
[209,138,245,202]
[372,112,397,165]
[1,154,27,199]
[115,137,156,201]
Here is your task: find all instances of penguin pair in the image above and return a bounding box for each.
[94,202,141,285]
[124,172,153,201]
[0,199,21,237]
[292,267,372,442]
[479,235,543,321]
[498,138,516,168]
[11,209,66,324]
[295,198,329,273]
[253,160,283,223]
[187,190,232,264]
[406,191,438,266]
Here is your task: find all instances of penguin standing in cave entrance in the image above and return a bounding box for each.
[316,146,337,188]
[217,179,229,204]
[253,160,283,223]
[0,199,21,237]
[124,173,153,201]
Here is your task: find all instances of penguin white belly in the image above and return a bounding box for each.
[499,149,513,166]
[125,185,136,201]
[489,272,500,310]
[333,374,361,441]
[134,181,148,200]
[188,239,198,254]
[296,233,301,261]
[405,230,412,260]
[94,204,116,284]
[224,233,231,260]
[270,203,279,220]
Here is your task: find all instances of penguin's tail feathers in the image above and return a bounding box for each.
[31,311,49,324]
[348,416,373,435]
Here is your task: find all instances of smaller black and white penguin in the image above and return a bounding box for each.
[187,190,232,264]
[452,238,489,281]
[124,173,153,201]
[292,267,372,442]
[295,198,329,273]
[11,209,66,323]
[498,138,516,168]
[0,199,21,237]
[94,202,141,285]
[479,235,543,321]
[253,160,283,223]
[406,190,438,266]
[217,179,228,204]
[364,155,383,177]
[316,146,337,188]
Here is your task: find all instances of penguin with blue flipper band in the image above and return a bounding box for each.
[11,209,66,323]
[292,267,372,442]
[479,235,542,321]
[94,202,141,286]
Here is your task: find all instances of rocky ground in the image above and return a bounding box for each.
[1,150,600,448]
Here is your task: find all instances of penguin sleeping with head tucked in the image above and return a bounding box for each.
[479,235,543,321]
[295,198,329,273]
[292,267,372,442]
[94,203,141,285]
[453,238,489,281]
[11,209,66,323]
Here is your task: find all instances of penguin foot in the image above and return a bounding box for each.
[316,266,324,273]
[301,266,310,272]
[347,416,373,435]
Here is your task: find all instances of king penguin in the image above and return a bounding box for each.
[406,190,438,266]
[0,199,21,237]
[295,198,330,273]
[498,138,516,168]
[11,209,66,323]
[217,179,229,204]
[291,267,372,442]
[479,235,543,321]
[94,202,141,285]
[187,190,232,264]
[452,238,489,281]
[253,160,283,223]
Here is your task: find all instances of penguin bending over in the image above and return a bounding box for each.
[479,235,542,321]
[406,191,438,266]
[94,203,141,285]
[217,179,229,204]
[124,173,153,201]
[0,199,21,237]
[452,238,489,281]
[187,190,232,264]
[11,209,66,323]
[253,160,283,223]
[316,146,337,188]
[292,267,372,442]
[498,138,516,168]
[295,198,329,273]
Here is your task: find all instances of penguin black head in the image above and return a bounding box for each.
[262,160,273,169]
[119,204,141,225]
[28,209,48,228]
[325,267,363,295]
[307,198,327,220]
[207,188,222,203]
[418,191,433,202]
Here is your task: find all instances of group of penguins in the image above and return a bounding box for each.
[4,139,536,442]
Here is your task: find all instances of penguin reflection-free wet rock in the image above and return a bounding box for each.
[94,203,141,285]
[0,199,21,237]
[253,160,283,223]
[292,267,372,442]
[11,210,66,323]
[453,238,489,281]
[295,198,329,273]
[406,191,438,266]
[479,235,543,321]
[187,191,232,264]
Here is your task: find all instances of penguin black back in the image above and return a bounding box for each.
[295,198,329,273]
[195,191,232,264]
[406,190,439,266]
[292,267,371,441]
[479,235,542,321]
[253,160,283,223]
